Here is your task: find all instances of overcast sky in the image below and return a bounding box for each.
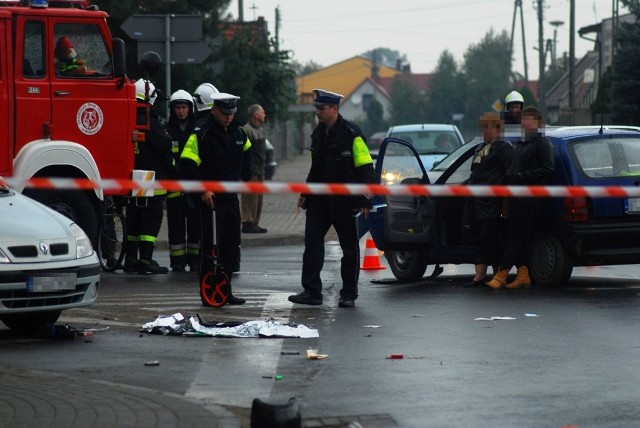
[228,0,625,78]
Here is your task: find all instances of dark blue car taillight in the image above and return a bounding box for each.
[563,197,589,222]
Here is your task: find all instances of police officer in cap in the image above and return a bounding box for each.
[180,92,252,305]
[288,89,376,308]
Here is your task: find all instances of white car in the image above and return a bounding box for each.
[386,124,465,170]
[0,185,100,332]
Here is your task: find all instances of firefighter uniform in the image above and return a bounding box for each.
[124,79,174,274]
[165,90,200,272]
[290,89,375,307]
[179,94,252,304]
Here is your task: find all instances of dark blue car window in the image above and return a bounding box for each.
[571,138,640,178]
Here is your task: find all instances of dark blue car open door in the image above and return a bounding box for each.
[368,138,432,251]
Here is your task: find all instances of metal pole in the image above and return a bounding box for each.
[569,0,575,110]
[165,14,172,120]
[519,0,529,84]
[538,0,545,116]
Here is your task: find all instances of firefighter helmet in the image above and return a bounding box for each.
[169,89,193,108]
[504,90,524,107]
[134,79,158,106]
[193,83,220,112]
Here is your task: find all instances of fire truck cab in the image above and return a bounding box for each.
[0,0,146,244]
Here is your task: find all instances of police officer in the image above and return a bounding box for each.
[124,79,174,274]
[288,89,376,308]
[165,90,199,272]
[180,92,252,305]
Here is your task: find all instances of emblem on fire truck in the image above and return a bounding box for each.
[76,102,104,136]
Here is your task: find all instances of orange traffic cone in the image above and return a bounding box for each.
[361,233,386,270]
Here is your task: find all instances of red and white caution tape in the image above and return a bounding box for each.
[1,177,640,198]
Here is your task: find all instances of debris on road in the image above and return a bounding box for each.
[474,316,516,321]
[140,313,319,338]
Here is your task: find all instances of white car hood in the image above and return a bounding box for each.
[0,189,73,245]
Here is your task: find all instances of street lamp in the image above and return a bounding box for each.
[550,20,565,72]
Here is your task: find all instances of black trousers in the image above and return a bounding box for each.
[167,193,201,267]
[301,200,360,300]
[500,198,543,269]
[199,197,241,280]
[126,195,164,244]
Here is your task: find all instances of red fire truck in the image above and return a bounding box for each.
[0,0,154,244]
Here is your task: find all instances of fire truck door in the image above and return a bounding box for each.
[0,12,10,176]
[50,22,132,180]
[14,18,50,157]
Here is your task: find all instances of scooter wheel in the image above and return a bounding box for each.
[200,269,230,307]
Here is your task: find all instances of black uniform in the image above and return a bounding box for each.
[301,114,376,301]
[165,107,199,271]
[179,116,251,282]
[125,107,174,273]
[500,133,554,268]
[468,140,513,266]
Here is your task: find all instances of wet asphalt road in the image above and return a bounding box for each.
[2,244,640,427]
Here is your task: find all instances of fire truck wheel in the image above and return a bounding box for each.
[23,189,99,247]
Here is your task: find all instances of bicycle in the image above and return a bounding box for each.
[97,195,126,272]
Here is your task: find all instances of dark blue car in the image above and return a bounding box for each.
[368,126,640,287]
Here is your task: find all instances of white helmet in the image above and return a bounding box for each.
[169,89,193,108]
[504,90,524,106]
[192,82,220,112]
[134,78,158,105]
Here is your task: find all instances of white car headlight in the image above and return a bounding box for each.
[71,223,94,258]
[0,248,9,263]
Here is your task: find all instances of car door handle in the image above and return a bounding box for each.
[54,90,71,96]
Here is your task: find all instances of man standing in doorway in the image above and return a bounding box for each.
[241,104,268,234]
[288,89,376,308]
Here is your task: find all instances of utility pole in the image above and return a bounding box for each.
[275,7,280,53]
[537,0,546,117]
[238,0,244,21]
[549,20,565,72]
[510,0,529,84]
[569,0,575,110]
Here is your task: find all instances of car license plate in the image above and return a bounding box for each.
[27,273,77,292]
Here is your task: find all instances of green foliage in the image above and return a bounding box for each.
[360,98,388,137]
[591,67,611,119]
[425,50,465,123]
[292,59,323,77]
[611,1,640,125]
[461,29,512,133]
[361,48,407,69]
[389,76,428,125]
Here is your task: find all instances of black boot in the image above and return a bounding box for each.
[227,283,246,305]
[138,241,168,274]
[123,240,139,273]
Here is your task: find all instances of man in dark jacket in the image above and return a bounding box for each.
[487,106,554,289]
[180,92,252,305]
[288,89,376,308]
[165,89,199,272]
[124,79,174,274]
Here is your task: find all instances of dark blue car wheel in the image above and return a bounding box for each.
[529,230,573,287]
[384,250,429,282]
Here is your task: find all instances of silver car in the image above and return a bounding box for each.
[0,186,100,332]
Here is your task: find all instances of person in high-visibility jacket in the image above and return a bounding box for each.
[180,92,252,305]
[288,89,376,309]
[124,79,174,274]
[165,89,199,272]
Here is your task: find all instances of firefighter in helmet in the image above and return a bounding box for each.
[503,90,525,125]
[192,82,220,122]
[165,89,199,272]
[123,79,174,274]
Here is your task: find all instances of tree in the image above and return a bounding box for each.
[425,50,465,124]
[461,29,512,134]
[388,75,428,125]
[359,98,388,138]
[361,47,407,69]
[292,59,323,77]
[611,0,640,125]
[93,0,295,122]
